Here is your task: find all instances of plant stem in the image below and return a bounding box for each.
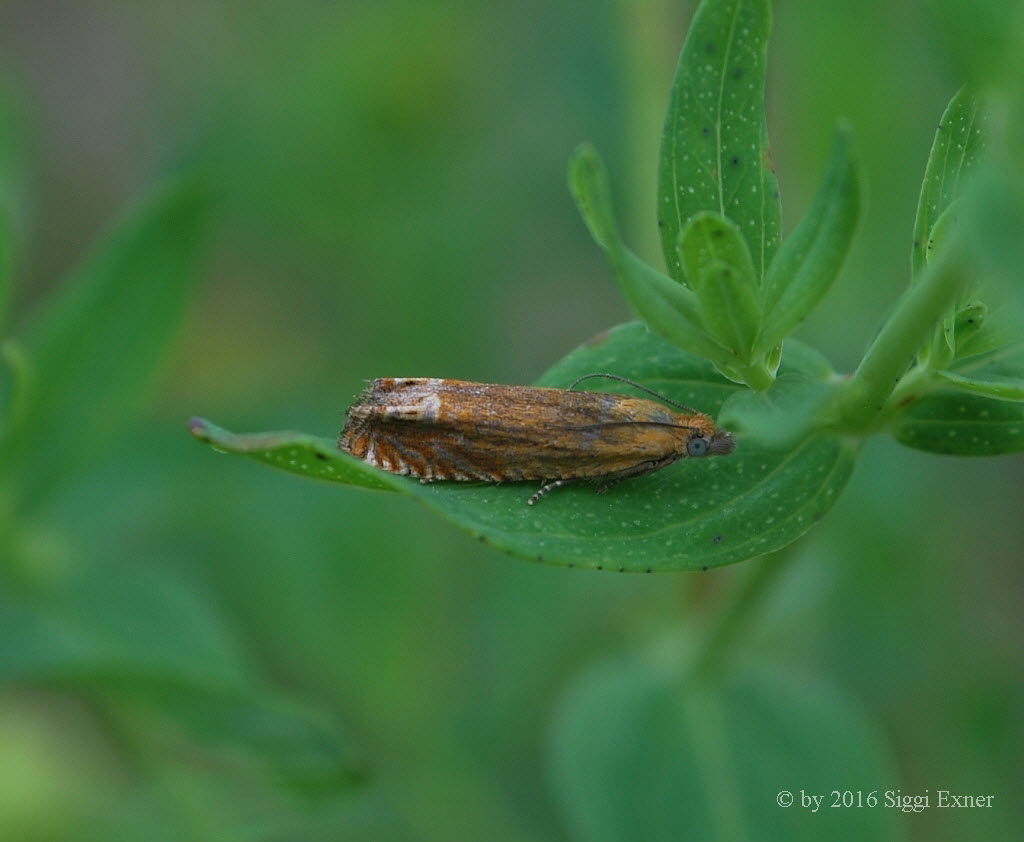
[735,359,775,392]
[690,547,795,680]
[836,246,970,431]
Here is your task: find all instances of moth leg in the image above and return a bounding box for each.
[527,478,582,506]
[595,455,680,494]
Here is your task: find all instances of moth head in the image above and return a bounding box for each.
[686,429,735,457]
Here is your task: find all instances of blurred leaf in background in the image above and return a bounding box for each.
[0,1,1022,841]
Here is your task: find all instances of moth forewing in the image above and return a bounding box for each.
[338,377,735,501]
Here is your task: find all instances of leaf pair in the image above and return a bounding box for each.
[885,86,1024,454]
[572,0,861,392]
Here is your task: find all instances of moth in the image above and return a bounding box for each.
[338,374,735,505]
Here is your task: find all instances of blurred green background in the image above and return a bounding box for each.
[1,1,1021,840]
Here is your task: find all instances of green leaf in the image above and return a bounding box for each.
[694,260,762,360]
[677,211,757,290]
[658,0,780,284]
[932,337,1024,401]
[568,144,728,364]
[951,299,987,347]
[187,417,398,492]
[0,564,363,793]
[0,338,28,439]
[123,680,365,794]
[718,373,839,447]
[549,650,902,842]
[911,87,984,279]
[677,213,761,358]
[933,369,1024,401]
[924,199,962,271]
[758,126,861,354]
[961,160,1024,310]
[919,204,966,368]
[0,82,25,335]
[0,176,210,510]
[892,391,1024,455]
[0,209,9,335]
[192,324,857,572]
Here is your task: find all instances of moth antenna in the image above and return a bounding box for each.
[567,373,699,414]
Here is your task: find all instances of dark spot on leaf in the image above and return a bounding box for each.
[618,566,625,573]
[315,451,328,460]
[702,126,711,136]
[705,41,716,53]
[645,567,652,574]
[537,555,544,563]
[657,218,664,228]
[568,562,575,568]
[596,565,604,571]
[713,535,723,544]
[477,534,488,543]
[712,227,725,239]
[730,155,740,166]
[732,67,745,79]
[701,565,709,572]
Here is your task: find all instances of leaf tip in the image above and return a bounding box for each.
[187,416,214,442]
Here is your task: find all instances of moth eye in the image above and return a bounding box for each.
[686,436,710,457]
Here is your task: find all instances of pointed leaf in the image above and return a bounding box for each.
[933,369,1024,401]
[188,417,398,492]
[757,126,860,353]
[677,213,762,358]
[0,176,210,509]
[912,87,984,279]
[569,143,729,363]
[694,259,762,359]
[658,0,780,283]
[677,211,757,290]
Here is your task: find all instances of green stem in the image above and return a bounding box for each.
[734,359,775,393]
[690,547,795,680]
[837,247,969,431]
